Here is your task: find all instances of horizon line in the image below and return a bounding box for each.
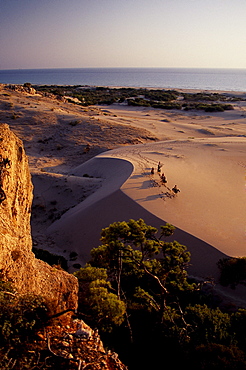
[1,66,246,71]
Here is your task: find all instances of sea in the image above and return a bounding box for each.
[0,68,246,92]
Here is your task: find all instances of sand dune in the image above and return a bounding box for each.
[1,84,245,287]
[116,137,246,257]
[47,155,228,280]
[47,136,246,278]
[47,104,246,281]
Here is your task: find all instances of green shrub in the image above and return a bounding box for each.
[0,286,49,346]
[152,102,182,110]
[183,103,234,112]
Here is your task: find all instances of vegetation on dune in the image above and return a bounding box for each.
[33,84,240,112]
[183,102,234,112]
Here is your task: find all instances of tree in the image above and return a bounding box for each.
[89,219,195,333]
[74,265,126,332]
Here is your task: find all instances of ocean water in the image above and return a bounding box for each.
[0,68,246,92]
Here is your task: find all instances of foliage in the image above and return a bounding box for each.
[74,265,126,332]
[23,82,32,88]
[189,343,246,370]
[217,257,246,288]
[127,98,151,107]
[83,218,197,355]
[182,92,228,101]
[0,280,51,368]
[0,286,49,347]
[231,309,246,350]
[90,219,193,300]
[71,219,246,369]
[0,279,15,294]
[34,85,240,111]
[2,213,246,368]
[185,304,231,345]
[33,247,68,270]
[183,102,234,112]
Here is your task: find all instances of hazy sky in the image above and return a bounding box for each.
[0,0,245,69]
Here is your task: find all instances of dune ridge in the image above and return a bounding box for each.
[47,165,227,280]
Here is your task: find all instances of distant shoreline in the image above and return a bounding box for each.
[1,67,246,91]
[3,82,246,98]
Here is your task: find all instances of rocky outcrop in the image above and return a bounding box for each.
[40,315,128,369]
[7,83,36,95]
[0,123,127,369]
[0,123,78,313]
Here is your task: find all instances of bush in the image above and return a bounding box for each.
[183,103,234,112]
[0,281,53,369]
[217,257,246,288]
[152,102,182,110]
[189,343,246,370]
[185,304,231,345]
[69,251,78,261]
[0,283,49,346]
[23,82,32,88]
[33,247,68,270]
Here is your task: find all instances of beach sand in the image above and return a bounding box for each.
[0,84,245,302]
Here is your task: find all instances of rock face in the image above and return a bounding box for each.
[0,123,127,369]
[0,123,78,313]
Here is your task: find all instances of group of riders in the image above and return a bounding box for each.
[150,161,180,195]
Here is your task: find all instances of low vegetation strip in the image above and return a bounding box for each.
[33,85,239,111]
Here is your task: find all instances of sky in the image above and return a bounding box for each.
[0,0,246,70]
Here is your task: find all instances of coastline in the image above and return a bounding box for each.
[1,67,246,92]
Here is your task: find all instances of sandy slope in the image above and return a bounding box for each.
[47,104,246,283]
[47,156,228,280]
[0,84,245,287]
[46,103,246,305]
[117,137,246,256]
